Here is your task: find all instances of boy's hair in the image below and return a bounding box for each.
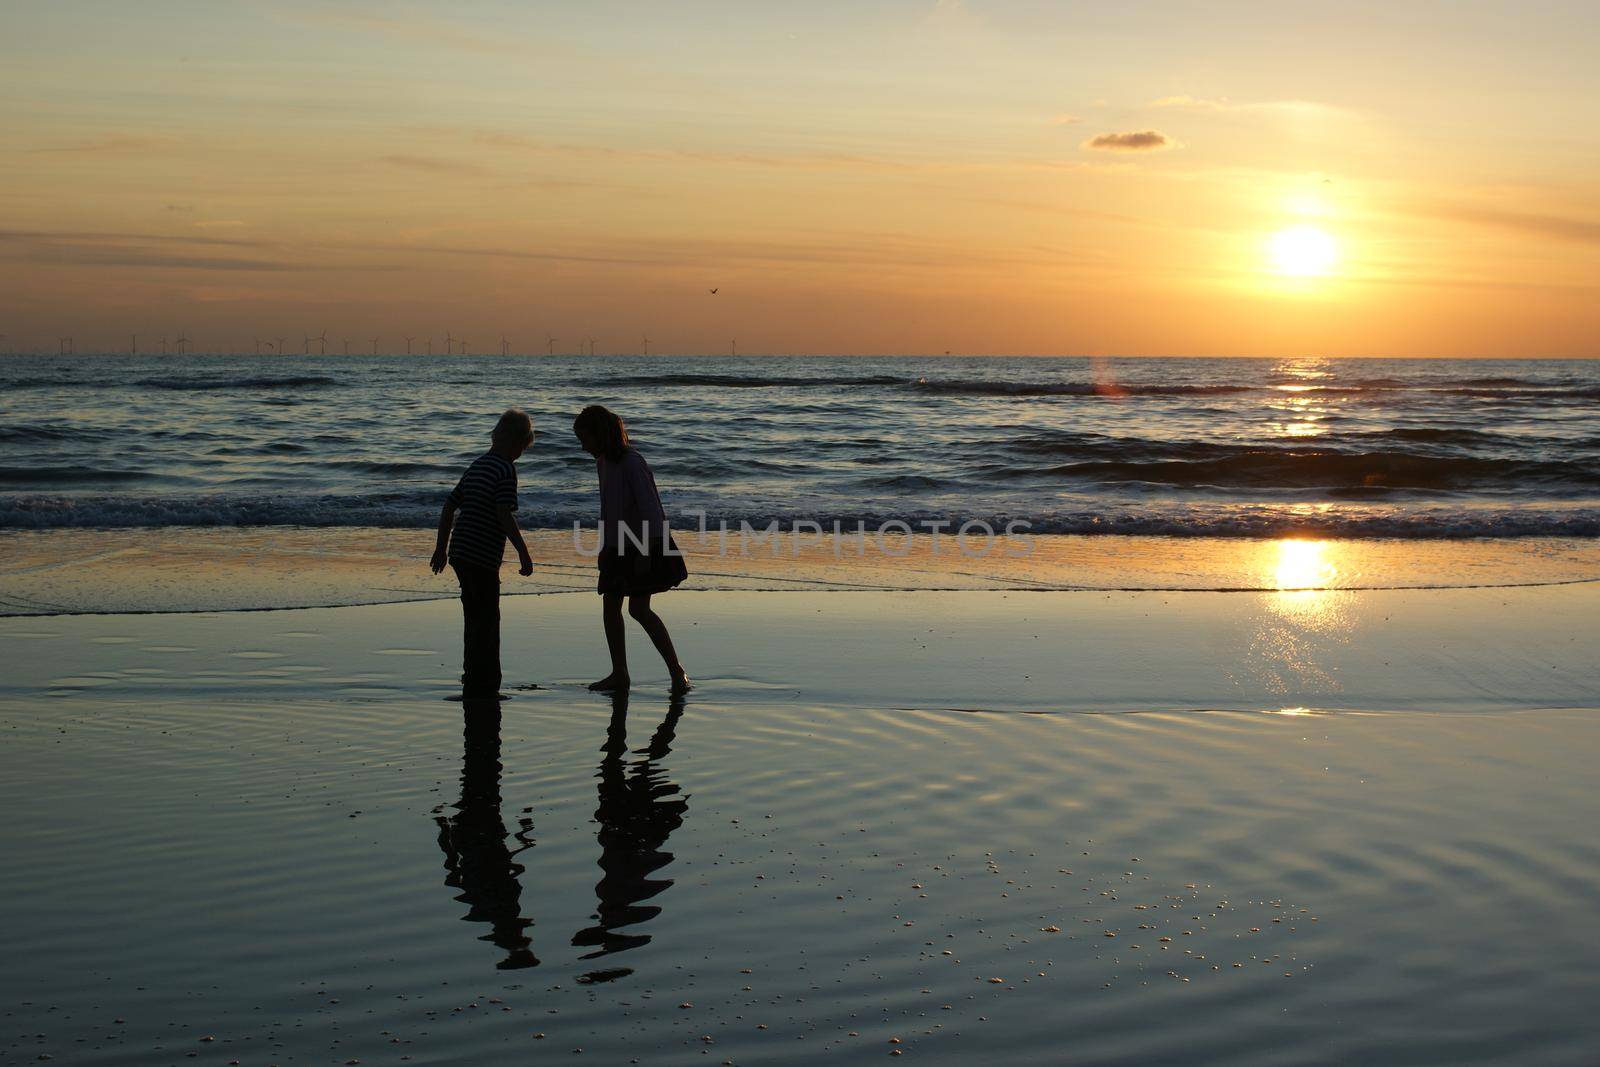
[572,405,630,462]
[491,408,534,447]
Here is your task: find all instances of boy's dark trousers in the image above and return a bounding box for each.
[451,561,502,696]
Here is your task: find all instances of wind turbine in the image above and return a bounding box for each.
[500,335,509,357]
[276,337,288,357]
[459,338,468,356]
[175,331,189,356]
[254,338,263,355]
[342,338,350,356]
[588,337,597,356]
[405,335,415,356]
[426,338,433,356]
[130,333,137,356]
[546,335,557,355]
[313,331,327,356]
[160,334,169,356]
[444,331,455,356]
[58,336,73,356]
[731,338,737,356]
[641,333,649,356]
[369,336,379,356]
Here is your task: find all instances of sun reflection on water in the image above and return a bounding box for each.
[1265,538,1349,633]
[1274,539,1338,591]
[1248,539,1356,696]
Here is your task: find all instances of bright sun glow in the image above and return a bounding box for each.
[1274,539,1337,590]
[1268,225,1339,277]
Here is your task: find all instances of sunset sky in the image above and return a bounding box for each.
[3,1,1597,357]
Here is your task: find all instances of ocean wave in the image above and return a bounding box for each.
[3,493,1597,539]
[0,466,158,486]
[0,424,103,444]
[325,459,463,476]
[910,378,1255,397]
[1036,450,1600,491]
[1,376,99,389]
[1004,428,1595,463]
[594,372,906,389]
[581,371,1598,401]
[136,374,339,390]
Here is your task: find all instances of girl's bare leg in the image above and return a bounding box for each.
[628,593,692,692]
[588,592,630,690]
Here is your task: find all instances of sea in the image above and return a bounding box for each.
[3,354,1598,538]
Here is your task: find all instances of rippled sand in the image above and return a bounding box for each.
[2,590,1598,1065]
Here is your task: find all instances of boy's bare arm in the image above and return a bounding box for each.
[499,505,534,576]
[430,500,457,574]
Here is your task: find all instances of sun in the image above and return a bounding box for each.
[1268,225,1339,277]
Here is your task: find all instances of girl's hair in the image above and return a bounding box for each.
[492,408,534,447]
[572,405,630,462]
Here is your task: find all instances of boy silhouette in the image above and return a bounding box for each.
[431,409,535,697]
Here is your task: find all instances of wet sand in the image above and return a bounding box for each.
[2,585,1599,1065]
[4,528,1598,614]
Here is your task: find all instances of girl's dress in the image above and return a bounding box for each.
[596,447,689,596]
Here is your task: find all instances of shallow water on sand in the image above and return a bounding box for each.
[2,605,1599,1063]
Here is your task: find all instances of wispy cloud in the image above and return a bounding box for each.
[28,134,178,156]
[1051,114,1084,126]
[0,228,263,249]
[1151,96,1353,118]
[467,130,932,173]
[6,244,302,272]
[0,229,395,272]
[280,8,525,56]
[1083,130,1171,152]
[381,154,488,175]
[1408,200,1600,246]
[1151,95,1231,111]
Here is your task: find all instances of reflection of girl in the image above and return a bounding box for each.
[572,405,691,694]
[572,694,687,966]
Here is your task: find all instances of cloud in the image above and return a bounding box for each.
[1051,114,1084,126]
[3,244,301,272]
[1083,130,1171,152]
[0,229,397,272]
[381,154,488,175]
[279,9,524,57]
[1151,96,1354,119]
[465,130,928,173]
[0,228,263,248]
[28,134,178,156]
[1152,95,1229,111]
[1409,200,1600,246]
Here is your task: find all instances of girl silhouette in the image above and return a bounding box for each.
[572,405,691,693]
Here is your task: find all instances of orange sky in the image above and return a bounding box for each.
[3,2,1598,357]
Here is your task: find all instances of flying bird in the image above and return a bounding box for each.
[709,288,719,294]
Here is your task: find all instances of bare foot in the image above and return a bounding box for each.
[669,669,693,695]
[588,673,630,692]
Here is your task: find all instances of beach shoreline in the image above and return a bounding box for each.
[4,526,1598,616]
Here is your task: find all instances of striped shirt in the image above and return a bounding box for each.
[447,452,518,569]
